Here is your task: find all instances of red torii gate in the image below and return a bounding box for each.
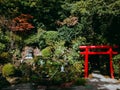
[79,45,118,79]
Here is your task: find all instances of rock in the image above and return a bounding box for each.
[6,77,21,84]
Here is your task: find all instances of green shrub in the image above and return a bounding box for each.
[52,76,63,85]
[74,78,86,86]
[19,63,32,83]
[0,43,5,52]
[30,74,42,84]
[43,31,59,45]
[41,47,52,58]
[0,52,11,59]
[19,63,32,78]
[2,63,16,77]
[0,73,10,89]
[54,45,65,58]
[73,61,83,73]
[113,54,120,78]
[0,52,12,63]
[57,23,83,42]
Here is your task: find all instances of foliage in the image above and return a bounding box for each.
[24,34,38,46]
[0,0,120,45]
[66,0,120,45]
[41,47,53,58]
[0,0,65,30]
[0,73,10,89]
[57,23,84,42]
[24,28,59,48]
[32,57,84,85]
[9,14,34,31]
[53,43,66,58]
[72,37,86,50]
[113,54,120,78]
[56,16,78,26]
[74,78,86,86]
[73,61,83,74]
[0,43,5,52]
[0,29,10,52]
[19,63,32,82]
[43,31,59,46]
[70,0,120,16]
[0,0,120,84]
[11,33,22,43]
[0,52,12,64]
[2,63,16,77]
[24,28,45,47]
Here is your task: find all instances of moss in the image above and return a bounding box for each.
[2,63,16,77]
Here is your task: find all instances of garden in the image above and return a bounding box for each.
[0,0,120,89]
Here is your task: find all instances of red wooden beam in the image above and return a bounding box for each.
[79,45,118,49]
[80,51,118,55]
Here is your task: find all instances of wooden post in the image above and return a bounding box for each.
[84,47,89,78]
[109,48,114,79]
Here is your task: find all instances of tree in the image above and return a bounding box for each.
[9,14,34,32]
[63,0,120,45]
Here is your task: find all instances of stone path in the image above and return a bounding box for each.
[87,73,120,90]
[2,83,35,90]
[2,73,120,90]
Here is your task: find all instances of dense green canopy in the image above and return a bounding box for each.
[0,0,119,46]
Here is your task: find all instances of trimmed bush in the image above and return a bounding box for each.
[41,47,52,58]
[2,63,16,77]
